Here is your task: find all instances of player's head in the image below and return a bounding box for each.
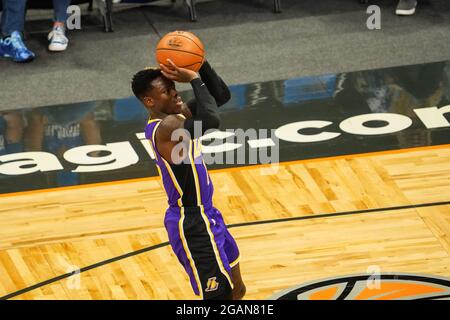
[131,68,183,115]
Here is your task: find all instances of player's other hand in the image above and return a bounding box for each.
[160,59,199,83]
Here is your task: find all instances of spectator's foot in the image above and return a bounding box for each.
[0,31,35,63]
[396,0,417,15]
[48,25,68,52]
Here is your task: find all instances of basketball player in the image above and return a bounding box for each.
[131,59,246,300]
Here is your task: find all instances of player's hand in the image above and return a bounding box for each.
[160,59,199,83]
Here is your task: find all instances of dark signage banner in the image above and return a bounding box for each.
[0,61,449,194]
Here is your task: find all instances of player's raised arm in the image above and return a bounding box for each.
[160,60,221,138]
[198,60,231,107]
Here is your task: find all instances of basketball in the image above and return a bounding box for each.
[156,31,205,72]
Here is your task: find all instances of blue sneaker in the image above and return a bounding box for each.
[0,31,35,63]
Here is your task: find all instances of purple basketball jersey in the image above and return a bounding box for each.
[145,118,214,208]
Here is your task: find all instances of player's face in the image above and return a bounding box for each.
[148,76,183,114]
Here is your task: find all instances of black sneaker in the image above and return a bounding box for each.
[396,0,418,15]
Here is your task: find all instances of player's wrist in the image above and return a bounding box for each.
[189,72,200,82]
[189,73,200,82]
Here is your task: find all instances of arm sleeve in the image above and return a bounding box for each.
[198,60,231,107]
[185,61,231,117]
[183,78,220,138]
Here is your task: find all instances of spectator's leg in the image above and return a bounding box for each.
[1,0,27,37]
[53,0,72,25]
[48,0,71,52]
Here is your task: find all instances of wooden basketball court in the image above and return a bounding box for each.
[1,144,449,299]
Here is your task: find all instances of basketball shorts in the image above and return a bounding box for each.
[164,205,240,299]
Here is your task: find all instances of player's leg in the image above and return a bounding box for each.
[211,207,247,300]
[231,263,246,300]
[166,206,234,299]
[226,234,246,300]
[164,207,203,297]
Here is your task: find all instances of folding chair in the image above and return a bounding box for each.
[186,0,281,22]
[95,0,282,30]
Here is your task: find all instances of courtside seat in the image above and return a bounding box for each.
[95,0,282,31]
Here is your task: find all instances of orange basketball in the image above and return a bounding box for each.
[156,31,205,72]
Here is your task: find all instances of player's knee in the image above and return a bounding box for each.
[233,283,246,300]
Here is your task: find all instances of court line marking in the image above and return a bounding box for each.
[417,294,450,300]
[1,143,449,199]
[1,200,449,300]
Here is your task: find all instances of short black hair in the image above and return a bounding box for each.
[131,68,163,100]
